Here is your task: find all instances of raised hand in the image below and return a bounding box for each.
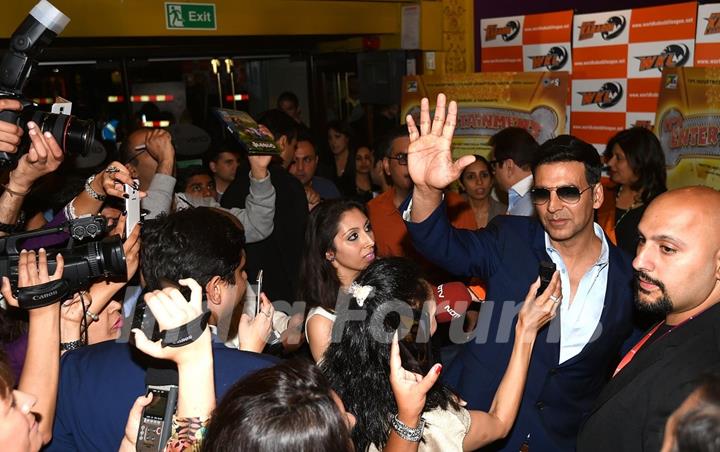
[389,330,442,423]
[0,98,24,154]
[237,292,274,353]
[1,249,64,307]
[132,278,210,366]
[516,271,561,343]
[406,94,475,192]
[98,161,142,200]
[10,122,64,191]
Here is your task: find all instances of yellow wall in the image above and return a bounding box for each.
[2,0,474,71]
[0,0,402,38]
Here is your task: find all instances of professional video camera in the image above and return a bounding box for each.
[0,215,127,299]
[0,0,95,168]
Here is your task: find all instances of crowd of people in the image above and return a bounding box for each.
[0,90,718,452]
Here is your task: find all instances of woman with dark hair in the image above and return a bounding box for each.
[321,257,560,451]
[298,199,376,362]
[458,155,507,228]
[597,127,667,255]
[327,120,355,180]
[327,122,377,202]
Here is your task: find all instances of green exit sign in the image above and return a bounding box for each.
[165,2,216,30]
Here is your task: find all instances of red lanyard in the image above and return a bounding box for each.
[613,315,696,377]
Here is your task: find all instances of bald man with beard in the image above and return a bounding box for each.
[578,186,720,452]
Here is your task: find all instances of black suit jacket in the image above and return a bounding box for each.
[578,302,720,452]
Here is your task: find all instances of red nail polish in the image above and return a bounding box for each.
[435,364,442,375]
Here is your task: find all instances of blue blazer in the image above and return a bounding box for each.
[48,340,278,451]
[406,202,635,451]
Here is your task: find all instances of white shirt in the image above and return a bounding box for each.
[507,174,534,216]
[545,223,609,363]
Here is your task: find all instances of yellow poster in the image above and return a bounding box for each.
[401,72,569,158]
[656,67,720,189]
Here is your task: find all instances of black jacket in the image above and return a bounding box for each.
[578,302,720,452]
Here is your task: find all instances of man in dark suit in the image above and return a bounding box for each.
[401,94,636,451]
[578,186,720,451]
[48,208,278,451]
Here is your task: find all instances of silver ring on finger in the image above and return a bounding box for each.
[549,295,560,304]
[105,166,120,174]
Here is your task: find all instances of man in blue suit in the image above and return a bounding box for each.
[48,207,278,451]
[402,95,636,451]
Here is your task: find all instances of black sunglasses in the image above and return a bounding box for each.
[387,153,408,165]
[530,185,593,205]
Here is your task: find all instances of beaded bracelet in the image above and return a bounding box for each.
[390,414,426,442]
[60,340,85,351]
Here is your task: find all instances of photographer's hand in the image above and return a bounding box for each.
[132,278,215,419]
[144,129,175,176]
[0,120,62,235]
[119,392,152,452]
[10,121,64,189]
[0,249,65,444]
[0,98,23,154]
[238,292,274,353]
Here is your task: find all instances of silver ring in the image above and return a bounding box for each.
[104,166,120,174]
[549,295,560,304]
[85,310,99,322]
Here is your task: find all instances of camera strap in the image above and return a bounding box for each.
[17,279,70,310]
[159,311,211,348]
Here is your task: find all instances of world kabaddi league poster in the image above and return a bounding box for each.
[656,66,720,190]
[401,72,569,159]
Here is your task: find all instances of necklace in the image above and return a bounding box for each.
[615,187,642,227]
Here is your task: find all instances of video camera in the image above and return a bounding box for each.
[0,0,95,168]
[0,215,127,297]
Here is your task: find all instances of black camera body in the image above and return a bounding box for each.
[0,0,95,167]
[0,215,127,296]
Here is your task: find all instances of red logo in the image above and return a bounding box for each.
[705,13,720,35]
[578,21,616,40]
[578,16,626,41]
[635,44,690,72]
[486,24,512,41]
[578,82,623,109]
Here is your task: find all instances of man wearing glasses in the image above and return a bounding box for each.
[366,127,475,284]
[488,127,538,216]
[401,95,636,452]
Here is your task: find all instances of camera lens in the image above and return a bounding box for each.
[96,235,127,279]
[27,110,96,156]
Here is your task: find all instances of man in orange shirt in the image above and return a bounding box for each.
[367,128,476,284]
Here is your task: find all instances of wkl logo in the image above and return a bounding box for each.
[529,47,568,71]
[704,12,720,35]
[485,21,521,42]
[635,44,690,72]
[578,16,626,40]
[578,82,623,109]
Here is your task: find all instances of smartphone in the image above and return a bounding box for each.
[537,261,557,296]
[125,178,141,239]
[255,270,263,317]
[136,384,178,451]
